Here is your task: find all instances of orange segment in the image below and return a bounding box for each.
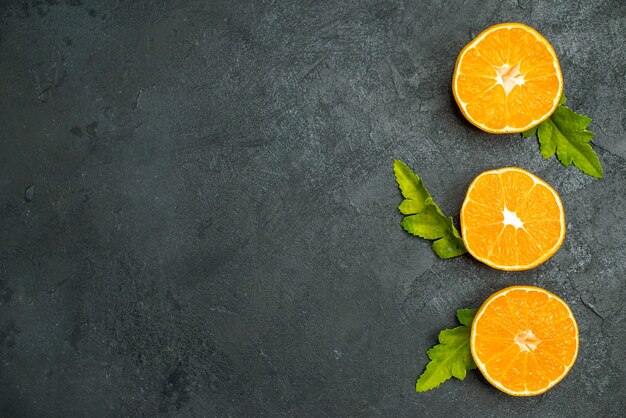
[452,22,563,133]
[460,167,565,271]
[471,286,579,396]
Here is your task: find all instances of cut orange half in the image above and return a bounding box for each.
[471,286,579,396]
[452,22,563,133]
[460,167,565,271]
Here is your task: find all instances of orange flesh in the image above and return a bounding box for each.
[461,167,565,271]
[471,286,578,396]
[453,23,563,133]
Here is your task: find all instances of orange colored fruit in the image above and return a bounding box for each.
[471,285,579,396]
[460,167,565,271]
[452,22,563,133]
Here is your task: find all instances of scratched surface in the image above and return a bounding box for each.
[1,0,625,416]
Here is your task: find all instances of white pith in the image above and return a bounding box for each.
[502,207,524,229]
[514,330,540,352]
[495,63,525,95]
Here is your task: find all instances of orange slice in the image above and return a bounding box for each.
[460,167,565,271]
[452,22,563,133]
[471,285,579,396]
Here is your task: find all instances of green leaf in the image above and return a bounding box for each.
[415,310,477,392]
[432,234,466,259]
[542,107,602,177]
[393,159,431,205]
[401,200,450,239]
[398,199,423,215]
[456,308,477,326]
[522,94,603,178]
[431,217,465,258]
[393,160,467,259]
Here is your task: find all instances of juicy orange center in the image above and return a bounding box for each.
[495,63,525,95]
[502,207,523,229]
[514,330,540,352]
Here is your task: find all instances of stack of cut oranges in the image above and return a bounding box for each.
[452,24,577,396]
[451,23,568,272]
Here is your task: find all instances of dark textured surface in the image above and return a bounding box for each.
[1,0,625,416]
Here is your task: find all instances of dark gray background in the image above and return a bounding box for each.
[1,0,625,416]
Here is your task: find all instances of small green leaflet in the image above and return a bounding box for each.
[393,160,466,258]
[416,309,477,392]
[523,95,603,178]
